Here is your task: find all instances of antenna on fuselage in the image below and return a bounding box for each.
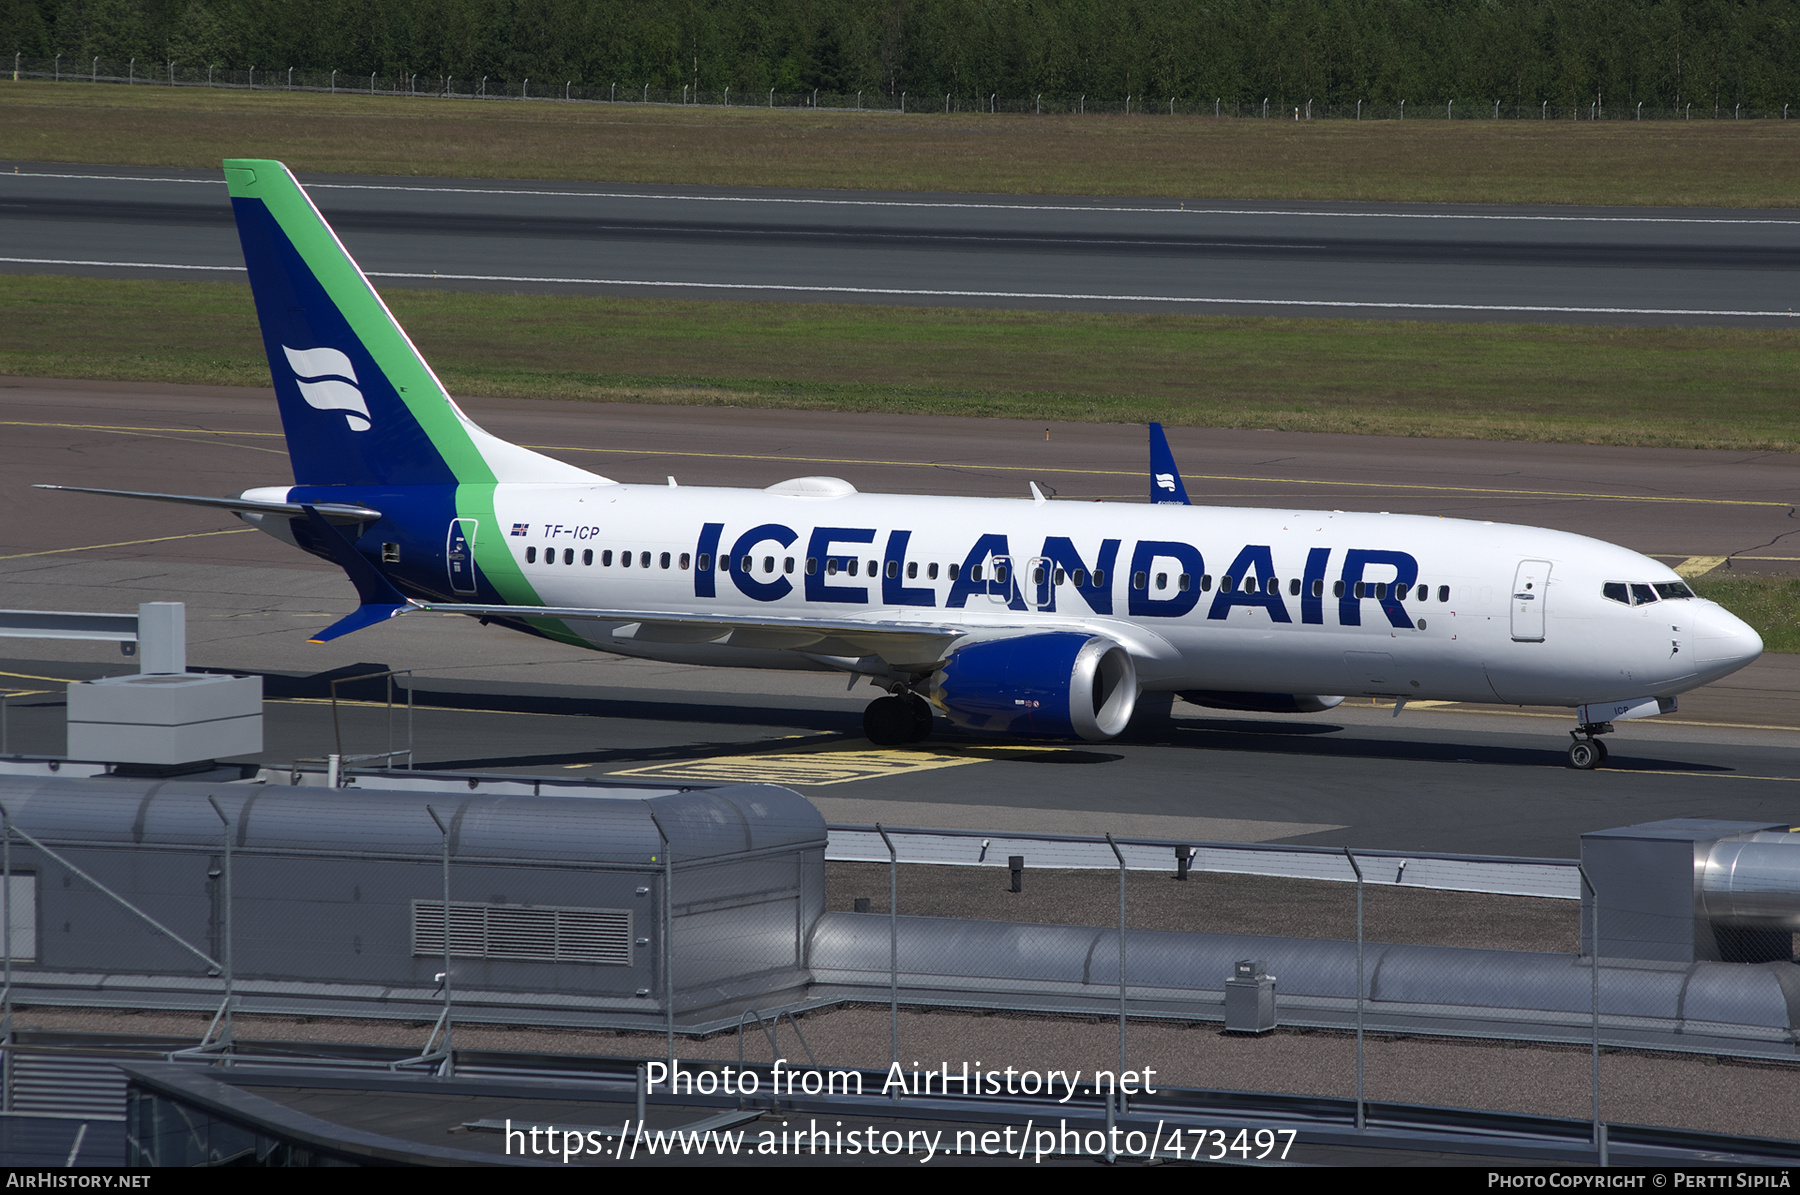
[1148,422,1192,505]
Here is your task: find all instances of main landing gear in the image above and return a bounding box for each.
[864,693,934,746]
[1568,721,1614,770]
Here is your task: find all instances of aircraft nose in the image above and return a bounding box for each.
[1693,602,1763,673]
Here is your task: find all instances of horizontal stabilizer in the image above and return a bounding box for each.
[35,485,380,524]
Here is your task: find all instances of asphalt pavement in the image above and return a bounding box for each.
[4,163,1800,324]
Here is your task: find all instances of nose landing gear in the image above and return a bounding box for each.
[1568,721,1614,770]
[863,692,934,746]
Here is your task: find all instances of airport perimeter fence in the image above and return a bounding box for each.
[9,55,1795,122]
[1,768,1797,1154]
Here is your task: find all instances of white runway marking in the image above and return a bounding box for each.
[8,169,1800,225]
[5,257,1796,319]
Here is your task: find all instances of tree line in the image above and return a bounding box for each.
[6,0,1796,109]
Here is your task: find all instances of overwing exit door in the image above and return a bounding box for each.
[447,519,479,594]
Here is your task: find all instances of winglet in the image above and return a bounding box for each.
[300,506,411,642]
[1148,423,1191,505]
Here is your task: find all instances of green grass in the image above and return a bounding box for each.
[1692,576,1800,654]
[4,82,1800,206]
[4,273,1799,450]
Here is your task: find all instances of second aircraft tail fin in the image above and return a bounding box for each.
[1148,422,1192,505]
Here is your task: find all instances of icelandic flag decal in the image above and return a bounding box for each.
[510,523,530,537]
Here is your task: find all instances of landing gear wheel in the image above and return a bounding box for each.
[863,696,914,746]
[1569,739,1602,770]
[905,695,934,743]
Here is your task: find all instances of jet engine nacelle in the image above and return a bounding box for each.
[1180,690,1345,714]
[925,633,1138,741]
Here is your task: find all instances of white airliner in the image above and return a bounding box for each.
[41,160,1763,769]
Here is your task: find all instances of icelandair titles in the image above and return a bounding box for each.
[625,523,1425,628]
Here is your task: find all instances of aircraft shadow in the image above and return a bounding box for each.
[239,664,1737,777]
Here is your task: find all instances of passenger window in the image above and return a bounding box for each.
[1055,568,1066,585]
[948,563,960,581]
[1266,577,1278,595]
[1200,574,1211,591]
[995,564,1009,583]
[525,547,537,563]
[1631,583,1659,605]
[1072,568,1086,587]
[1334,581,1345,598]
[1603,582,1629,604]
[1092,569,1104,587]
[826,559,838,576]
[806,558,817,575]
[1395,582,1409,600]
[890,561,901,579]
[1312,579,1324,598]
[1353,582,1365,599]
[785,557,795,574]
[763,556,774,573]
[1375,582,1387,599]
[1177,573,1190,591]
[1289,578,1301,596]
[583,549,593,566]
[1032,566,1044,585]
[565,549,574,565]
[1132,571,1147,590]
[867,559,877,576]
[639,552,650,568]
[1654,581,1694,600]
[680,553,690,570]
[971,564,983,582]
[697,553,710,571]
[1156,572,1168,590]
[847,559,858,576]
[1438,585,1449,602]
[908,562,918,579]
[928,562,940,580]
[1222,575,1235,593]
[604,550,614,567]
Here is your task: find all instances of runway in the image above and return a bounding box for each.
[4,163,1800,325]
[2,376,1798,859]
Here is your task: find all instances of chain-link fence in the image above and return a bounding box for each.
[8,56,1793,121]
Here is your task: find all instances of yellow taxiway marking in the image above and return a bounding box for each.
[1676,555,1729,577]
[2,420,1788,511]
[0,526,256,562]
[0,420,284,438]
[0,670,79,685]
[611,749,987,786]
[0,420,288,456]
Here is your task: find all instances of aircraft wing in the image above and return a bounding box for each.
[409,599,985,671]
[34,485,381,524]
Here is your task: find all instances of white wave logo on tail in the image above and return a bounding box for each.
[1154,473,1177,491]
[282,345,371,432]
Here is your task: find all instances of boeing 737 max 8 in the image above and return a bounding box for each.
[39,160,1765,770]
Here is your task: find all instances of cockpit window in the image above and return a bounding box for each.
[1603,582,1629,605]
[1654,581,1695,600]
[1630,583,1659,605]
